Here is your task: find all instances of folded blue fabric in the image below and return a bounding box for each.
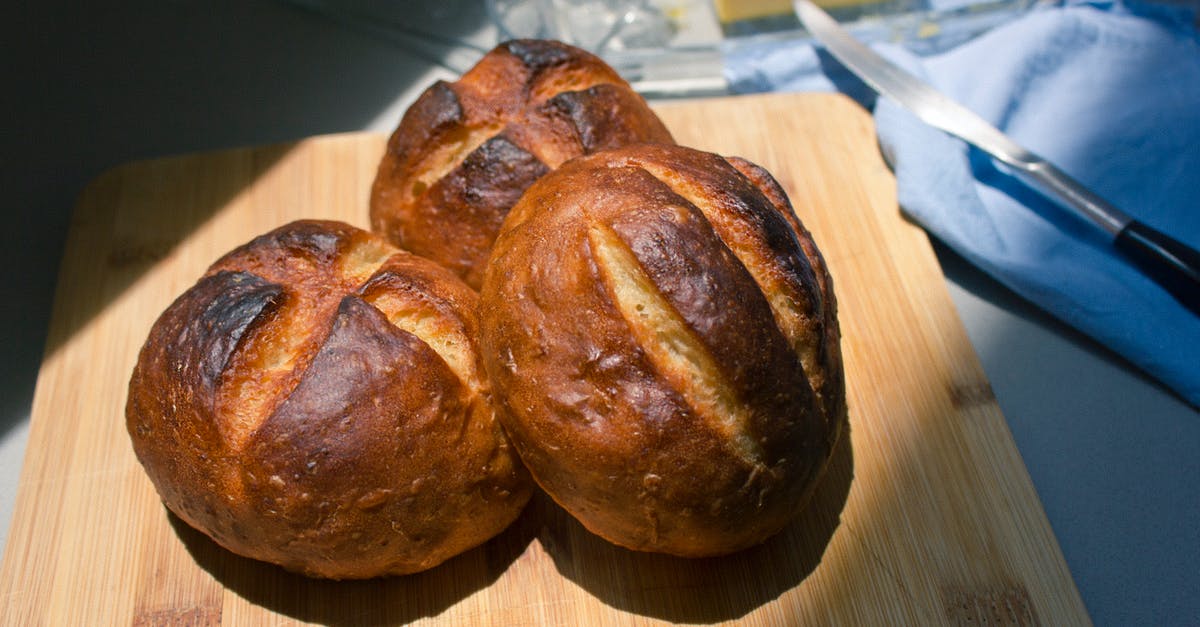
[726,1,1200,406]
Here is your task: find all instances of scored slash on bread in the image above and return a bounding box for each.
[587,221,769,467]
[126,221,531,579]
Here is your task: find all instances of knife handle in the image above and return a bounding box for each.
[1114,220,1200,317]
[1024,162,1200,317]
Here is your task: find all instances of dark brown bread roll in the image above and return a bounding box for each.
[126,220,531,579]
[370,39,674,289]
[479,143,845,557]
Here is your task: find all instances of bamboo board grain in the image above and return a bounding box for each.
[0,93,1089,625]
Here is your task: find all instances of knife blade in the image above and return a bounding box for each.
[794,0,1200,316]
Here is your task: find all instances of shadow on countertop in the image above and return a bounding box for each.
[0,1,489,441]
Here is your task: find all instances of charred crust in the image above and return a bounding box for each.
[452,135,550,219]
[174,270,284,394]
[414,135,549,285]
[215,220,358,270]
[273,224,344,263]
[502,39,576,73]
[725,157,790,216]
[546,84,673,152]
[389,81,463,152]
[460,134,549,207]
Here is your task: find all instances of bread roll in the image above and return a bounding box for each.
[370,39,674,289]
[126,220,531,579]
[479,144,845,556]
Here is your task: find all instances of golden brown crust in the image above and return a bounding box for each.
[370,39,674,289]
[126,220,531,579]
[479,144,845,557]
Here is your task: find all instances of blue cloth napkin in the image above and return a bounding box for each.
[726,1,1200,407]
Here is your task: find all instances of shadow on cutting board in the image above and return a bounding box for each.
[168,502,540,625]
[165,418,851,624]
[536,418,854,623]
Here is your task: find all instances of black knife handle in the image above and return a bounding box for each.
[1114,220,1200,317]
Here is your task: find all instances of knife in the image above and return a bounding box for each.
[794,0,1200,316]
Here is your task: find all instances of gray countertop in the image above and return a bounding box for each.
[5,2,1197,625]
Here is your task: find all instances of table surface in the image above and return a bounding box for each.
[4,2,1197,625]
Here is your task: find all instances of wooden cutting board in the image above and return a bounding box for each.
[0,93,1089,625]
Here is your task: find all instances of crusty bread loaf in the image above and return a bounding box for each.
[370,39,674,289]
[126,220,531,579]
[479,143,845,556]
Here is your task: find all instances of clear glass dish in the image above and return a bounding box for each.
[486,0,1041,97]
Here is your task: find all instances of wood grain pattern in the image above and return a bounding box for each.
[0,93,1090,625]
